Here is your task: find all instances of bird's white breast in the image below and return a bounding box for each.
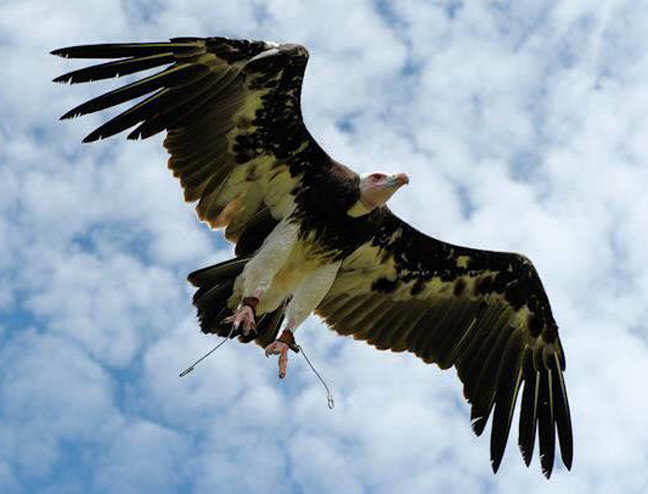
[257,230,337,314]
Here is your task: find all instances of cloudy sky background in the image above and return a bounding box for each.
[1,0,648,492]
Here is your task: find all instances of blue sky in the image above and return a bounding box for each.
[2,0,648,492]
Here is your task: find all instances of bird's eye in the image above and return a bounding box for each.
[370,173,383,180]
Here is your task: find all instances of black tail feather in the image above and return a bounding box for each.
[188,256,284,348]
[188,256,251,287]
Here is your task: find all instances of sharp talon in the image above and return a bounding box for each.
[224,305,256,335]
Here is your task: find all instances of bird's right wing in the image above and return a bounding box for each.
[316,208,573,477]
[53,37,329,255]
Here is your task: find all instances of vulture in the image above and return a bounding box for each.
[52,36,573,478]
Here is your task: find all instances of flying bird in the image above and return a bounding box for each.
[52,36,573,478]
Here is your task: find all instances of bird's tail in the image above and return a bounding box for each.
[187,256,285,348]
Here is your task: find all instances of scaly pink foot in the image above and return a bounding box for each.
[265,340,290,379]
[265,329,298,379]
[223,305,256,335]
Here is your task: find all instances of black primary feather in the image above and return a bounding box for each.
[537,368,556,478]
[53,53,176,84]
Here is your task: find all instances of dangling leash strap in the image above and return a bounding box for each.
[179,326,335,410]
[298,343,335,410]
[277,329,300,353]
[179,325,236,377]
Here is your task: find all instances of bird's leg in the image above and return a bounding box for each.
[265,262,340,379]
[224,219,299,335]
[222,296,259,335]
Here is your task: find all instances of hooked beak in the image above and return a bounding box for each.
[389,173,409,187]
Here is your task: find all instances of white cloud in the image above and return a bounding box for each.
[1,0,648,493]
[0,331,118,480]
[93,419,191,494]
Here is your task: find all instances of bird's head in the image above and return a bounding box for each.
[348,172,410,217]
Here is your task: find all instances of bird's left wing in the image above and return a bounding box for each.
[52,37,326,255]
[315,208,573,477]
